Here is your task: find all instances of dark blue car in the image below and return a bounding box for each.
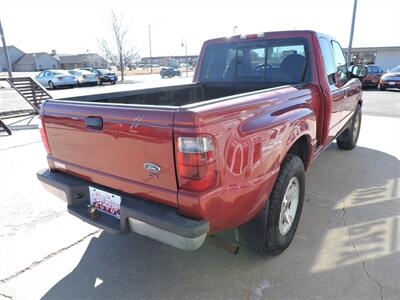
[92,69,118,85]
[160,67,181,78]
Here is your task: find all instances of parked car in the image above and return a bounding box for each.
[378,65,400,90]
[68,69,98,86]
[35,70,77,89]
[92,69,118,85]
[37,30,367,256]
[160,67,181,78]
[360,64,384,88]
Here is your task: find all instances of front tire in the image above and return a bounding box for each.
[263,154,305,255]
[337,105,361,150]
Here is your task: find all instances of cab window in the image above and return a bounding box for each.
[331,40,349,86]
[319,37,336,85]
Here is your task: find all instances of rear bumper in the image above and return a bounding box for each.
[79,78,98,84]
[101,76,117,82]
[56,81,77,87]
[380,82,400,89]
[37,169,209,251]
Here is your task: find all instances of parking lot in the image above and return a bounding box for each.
[0,82,399,299]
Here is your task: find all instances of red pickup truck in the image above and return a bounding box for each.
[37,30,367,255]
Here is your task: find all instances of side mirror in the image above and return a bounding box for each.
[349,65,368,78]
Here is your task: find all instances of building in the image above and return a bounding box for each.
[0,46,24,71]
[343,46,400,71]
[14,52,61,71]
[55,53,108,69]
[1,45,107,72]
[141,55,198,67]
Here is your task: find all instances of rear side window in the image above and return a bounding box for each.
[200,38,310,84]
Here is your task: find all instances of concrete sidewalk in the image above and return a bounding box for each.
[0,113,399,299]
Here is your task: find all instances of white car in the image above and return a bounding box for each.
[69,69,98,86]
[35,70,77,89]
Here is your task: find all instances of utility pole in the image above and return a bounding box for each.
[181,39,188,77]
[347,0,358,66]
[148,24,153,74]
[233,25,238,35]
[0,19,13,77]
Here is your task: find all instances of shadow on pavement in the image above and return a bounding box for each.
[42,144,400,299]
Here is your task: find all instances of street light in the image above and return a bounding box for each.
[181,39,188,77]
[233,25,238,35]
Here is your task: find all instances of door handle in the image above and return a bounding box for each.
[85,116,103,130]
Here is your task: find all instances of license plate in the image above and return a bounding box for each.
[388,82,396,85]
[89,186,121,219]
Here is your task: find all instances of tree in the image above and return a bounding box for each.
[99,10,138,81]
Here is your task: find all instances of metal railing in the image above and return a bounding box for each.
[0,77,52,135]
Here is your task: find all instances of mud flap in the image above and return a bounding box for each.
[236,201,270,250]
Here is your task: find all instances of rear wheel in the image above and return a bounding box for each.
[48,81,56,90]
[263,154,305,255]
[111,81,116,85]
[337,105,361,150]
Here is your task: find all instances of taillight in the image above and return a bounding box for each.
[39,117,51,154]
[176,136,217,192]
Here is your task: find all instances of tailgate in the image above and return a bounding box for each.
[42,101,178,207]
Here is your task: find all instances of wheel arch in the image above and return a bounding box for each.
[285,134,312,170]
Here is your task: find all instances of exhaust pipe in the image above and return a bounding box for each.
[208,235,240,255]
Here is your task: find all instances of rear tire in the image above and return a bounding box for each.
[263,154,305,255]
[111,81,116,85]
[336,105,361,150]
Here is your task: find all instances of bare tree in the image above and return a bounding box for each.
[99,10,138,81]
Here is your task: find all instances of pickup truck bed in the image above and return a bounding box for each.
[58,82,273,107]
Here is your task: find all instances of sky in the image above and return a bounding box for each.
[0,0,399,59]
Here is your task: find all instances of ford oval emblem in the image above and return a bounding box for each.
[143,162,162,173]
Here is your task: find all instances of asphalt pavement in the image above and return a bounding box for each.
[0,84,399,299]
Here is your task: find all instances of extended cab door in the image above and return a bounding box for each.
[330,40,360,124]
[319,37,343,138]
[319,38,359,139]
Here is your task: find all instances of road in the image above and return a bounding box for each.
[0,84,399,299]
